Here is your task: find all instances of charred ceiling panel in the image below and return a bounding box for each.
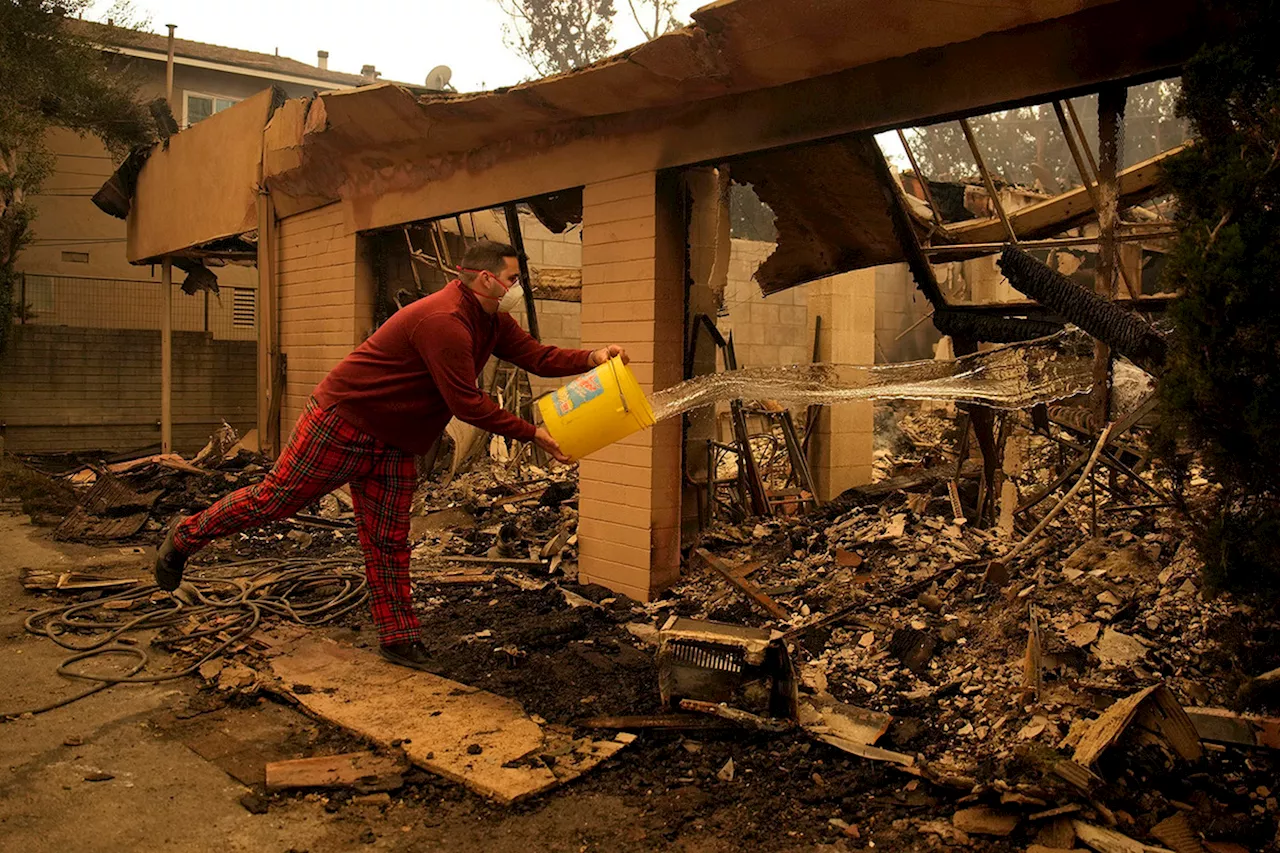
[731,135,919,295]
[525,188,583,235]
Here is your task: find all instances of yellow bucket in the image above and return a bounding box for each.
[537,356,655,460]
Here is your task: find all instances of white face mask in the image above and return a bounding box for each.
[497,283,525,313]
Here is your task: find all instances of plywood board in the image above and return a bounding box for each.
[265,751,405,792]
[127,88,278,262]
[268,637,628,804]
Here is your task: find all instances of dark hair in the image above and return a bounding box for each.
[459,240,519,280]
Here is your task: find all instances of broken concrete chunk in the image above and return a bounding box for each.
[798,694,891,746]
[216,662,258,692]
[1065,621,1102,648]
[1019,715,1050,740]
[1093,628,1147,667]
[624,622,659,647]
[917,592,944,613]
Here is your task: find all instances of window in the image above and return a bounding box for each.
[61,251,89,263]
[184,92,239,127]
[232,288,256,328]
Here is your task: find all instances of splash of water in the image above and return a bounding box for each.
[649,329,1096,422]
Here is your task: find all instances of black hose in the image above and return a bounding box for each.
[2,557,367,720]
[933,310,1064,344]
[997,246,1167,373]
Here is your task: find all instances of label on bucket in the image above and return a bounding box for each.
[553,371,605,416]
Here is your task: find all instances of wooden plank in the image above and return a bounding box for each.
[268,637,629,805]
[813,733,916,767]
[1185,707,1280,750]
[942,144,1188,247]
[410,570,497,585]
[264,751,406,793]
[694,548,790,620]
[577,714,731,731]
[1073,821,1175,853]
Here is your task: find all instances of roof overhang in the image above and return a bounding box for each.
[102,44,359,91]
[124,88,281,263]
[110,0,1219,277]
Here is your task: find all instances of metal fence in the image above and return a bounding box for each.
[16,273,257,341]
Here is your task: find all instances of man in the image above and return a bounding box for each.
[153,240,627,670]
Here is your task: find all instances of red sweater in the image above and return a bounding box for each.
[313,281,594,454]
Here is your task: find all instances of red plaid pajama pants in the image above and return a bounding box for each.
[173,399,421,645]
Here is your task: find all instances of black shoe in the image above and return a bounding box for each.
[154,527,188,592]
[379,641,437,672]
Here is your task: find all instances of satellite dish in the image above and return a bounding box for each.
[425,65,453,91]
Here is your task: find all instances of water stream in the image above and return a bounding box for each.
[648,329,1098,422]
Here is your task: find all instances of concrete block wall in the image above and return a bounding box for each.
[807,269,877,498]
[720,239,812,368]
[277,203,362,436]
[517,215,583,269]
[576,171,683,602]
[875,262,938,363]
[0,325,255,453]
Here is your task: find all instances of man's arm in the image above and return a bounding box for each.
[411,314,537,442]
[493,314,597,378]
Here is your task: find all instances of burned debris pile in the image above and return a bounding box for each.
[5,395,1279,848]
[642,399,1280,851]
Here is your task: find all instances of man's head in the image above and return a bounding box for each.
[457,240,521,312]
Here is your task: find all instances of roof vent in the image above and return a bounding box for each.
[360,64,379,81]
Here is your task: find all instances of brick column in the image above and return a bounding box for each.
[806,268,876,500]
[277,203,362,436]
[576,172,684,602]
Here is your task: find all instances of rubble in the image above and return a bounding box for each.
[6,401,1279,849]
[652,400,1280,850]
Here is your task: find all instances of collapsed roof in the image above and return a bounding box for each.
[100,0,1212,295]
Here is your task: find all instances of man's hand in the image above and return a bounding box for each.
[534,426,572,463]
[589,344,630,367]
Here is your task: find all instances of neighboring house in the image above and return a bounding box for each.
[1,20,418,453]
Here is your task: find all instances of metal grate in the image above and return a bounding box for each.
[667,641,744,674]
[232,288,256,328]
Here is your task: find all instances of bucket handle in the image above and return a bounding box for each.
[607,356,630,414]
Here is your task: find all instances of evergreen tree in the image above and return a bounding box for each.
[0,0,152,353]
[1159,0,1280,588]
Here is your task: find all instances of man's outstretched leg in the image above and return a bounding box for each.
[155,400,378,590]
[347,447,426,669]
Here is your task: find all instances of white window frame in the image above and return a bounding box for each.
[182,91,240,128]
